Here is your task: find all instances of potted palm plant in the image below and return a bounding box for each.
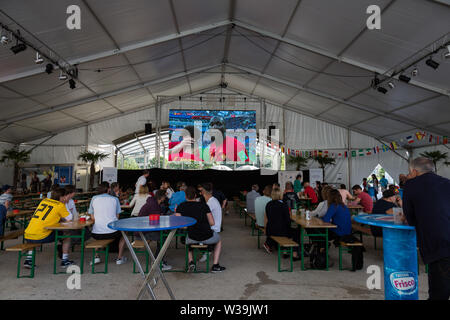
[311,155,336,181]
[0,148,32,189]
[287,155,310,171]
[419,150,449,174]
[78,150,109,191]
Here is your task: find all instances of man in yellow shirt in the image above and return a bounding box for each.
[24,188,75,268]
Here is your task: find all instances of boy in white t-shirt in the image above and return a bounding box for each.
[88,182,127,265]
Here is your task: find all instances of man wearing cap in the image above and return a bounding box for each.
[370,189,402,237]
[0,185,16,232]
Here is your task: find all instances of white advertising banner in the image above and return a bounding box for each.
[102,167,118,184]
[309,169,323,189]
[278,171,301,192]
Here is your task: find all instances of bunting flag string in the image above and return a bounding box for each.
[280,130,448,159]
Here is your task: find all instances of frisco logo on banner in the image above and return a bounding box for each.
[390,271,417,295]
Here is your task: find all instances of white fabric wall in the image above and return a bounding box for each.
[0,141,15,185]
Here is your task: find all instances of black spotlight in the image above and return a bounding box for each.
[425,57,439,70]
[399,74,411,83]
[45,63,54,74]
[69,78,76,89]
[10,42,27,54]
[377,87,388,94]
[371,75,380,89]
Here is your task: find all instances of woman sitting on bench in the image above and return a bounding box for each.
[263,187,300,260]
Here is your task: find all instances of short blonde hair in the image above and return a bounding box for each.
[271,187,282,201]
[139,185,149,195]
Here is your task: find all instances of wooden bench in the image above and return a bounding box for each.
[85,239,114,274]
[352,222,381,249]
[0,230,25,250]
[131,240,149,274]
[338,241,363,271]
[186,244,214,273]
[6,243,42,278]
[270,236,299,272]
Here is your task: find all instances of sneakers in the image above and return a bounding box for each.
[188,261,196,273]
[60,259,75,268]
[211,264,226,273]
[263,242,272,254]
[115,256,128,265]
[90,256,101,265]
[23,259,33,269]
[161,261,172,271]
[199,254,207,262]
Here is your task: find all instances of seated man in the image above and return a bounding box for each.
[254,185,272,227]
[89,182,127,265]
[302,181,318,205]
[168,181,187,213]
[175,186,225,273]
[0,184,16,230]
[282,181,300,210]
[246,184,260,214]
[352,185,373,213]
[138,189,172,271]
[24,188,75,268]
[370,189,402,237]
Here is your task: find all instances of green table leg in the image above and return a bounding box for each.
[80,228,85,274]
[53,230,59,274]
[300,227,305,271]
[325,229,329,271]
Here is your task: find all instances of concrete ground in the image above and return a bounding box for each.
[0,204,429,300]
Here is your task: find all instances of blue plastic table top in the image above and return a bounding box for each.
[108,216,197,232]
[353,214,415,230]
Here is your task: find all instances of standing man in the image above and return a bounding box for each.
[42,174,53,193]
[0,185,14,232]
[402,157,450,300]
[379,175,388,192]
[293,174,302,194]
[135,169,150,195]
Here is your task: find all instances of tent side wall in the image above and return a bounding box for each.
[0,142,15,185]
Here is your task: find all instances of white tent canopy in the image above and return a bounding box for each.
[0,0,449,186]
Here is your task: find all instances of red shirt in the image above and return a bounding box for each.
[304,186,318,204]
[358,192,373,213]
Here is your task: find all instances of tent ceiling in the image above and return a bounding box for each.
[0,0,449,145]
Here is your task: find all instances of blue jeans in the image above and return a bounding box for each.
[0,205,6,237]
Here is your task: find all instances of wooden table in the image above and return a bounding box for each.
[291,214,337,271]
[347,205,364,215]
[6,209,35,229]
[45,220,93,274]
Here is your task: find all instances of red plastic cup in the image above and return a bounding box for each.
[14,200,19,203]
[13,209,20,214]
[74,200,78,203]
[79,217,86,223]
[149,214,160,221]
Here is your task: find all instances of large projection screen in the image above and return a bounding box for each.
[168,109,257,164]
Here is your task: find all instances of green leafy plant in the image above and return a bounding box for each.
[287,155,310,171]
[78,151,109,190]
[0,148,32,188]
[419,150,449,173]
[311,155,336,181]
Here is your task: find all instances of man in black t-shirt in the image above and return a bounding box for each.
[175,186,226,273]
[370,189,402,237]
